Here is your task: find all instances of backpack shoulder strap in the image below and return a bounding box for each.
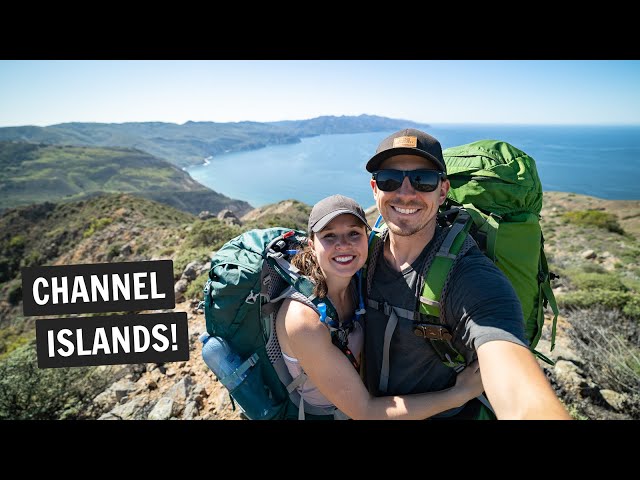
[419,208,474,318]
[365,224,388,298]
[417,209,478,370]
[268,253,360,371]
[266,250,339,323]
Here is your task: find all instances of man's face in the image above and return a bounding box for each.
[370,154,449,237]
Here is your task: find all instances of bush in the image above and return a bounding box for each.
[0,327,31,360]
[184,219,240,250]
[83,217,113,238]
[566,308,640,417]
[566,271,628,292]
[173,247,211,278]
[0,341,111,419]
[581,263,607,274]
[106,243,122,261]
[558,289,640,317]
[184,271,210,301]
[7,280,22,305]
[561,210,625,234]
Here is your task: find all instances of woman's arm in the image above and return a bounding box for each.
[279,300,484,420]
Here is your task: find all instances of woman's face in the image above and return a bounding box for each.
[309,213,368,281]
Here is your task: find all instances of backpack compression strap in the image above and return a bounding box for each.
[530,246,559,366]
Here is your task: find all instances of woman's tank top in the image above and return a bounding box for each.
[282,320,364,408]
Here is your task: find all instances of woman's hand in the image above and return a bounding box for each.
[453,360,484,403]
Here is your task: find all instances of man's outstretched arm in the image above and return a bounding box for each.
[477,340,572,419]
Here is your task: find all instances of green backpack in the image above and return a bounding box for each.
[367,139,559,370]
[200,227,360,420]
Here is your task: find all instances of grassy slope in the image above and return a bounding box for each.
[0,142,252,215]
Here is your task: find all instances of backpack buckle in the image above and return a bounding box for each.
[413,324,452,341]
[245,291,259,304]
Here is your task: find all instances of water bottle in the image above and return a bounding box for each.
[200,333,280,420]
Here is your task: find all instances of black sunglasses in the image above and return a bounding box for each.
[372,169,446,193]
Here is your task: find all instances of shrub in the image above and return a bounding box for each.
[106,243,122,261]
[0,327,31,360]
[173,247,212,278]
[82,217,113,238]
[566,271,628,292]
[7,280,22,305]
[184,271,209,301]
[581,263,606,274]
[0,341,111,419]
[566,308,640,418]
[558,289,640,317]
[9,236,25,249]
[184,219,240,250]
[561,210,625,234]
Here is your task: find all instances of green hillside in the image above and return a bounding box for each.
[0,115,430,168]
[0,141,252,215]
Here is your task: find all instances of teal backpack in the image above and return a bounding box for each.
[200,227,362,420]
[366,139,559,373]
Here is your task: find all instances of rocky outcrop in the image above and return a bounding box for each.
[217,209,241,226]
[93,304,243,421]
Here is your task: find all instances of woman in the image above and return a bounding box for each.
[276,194,484,420]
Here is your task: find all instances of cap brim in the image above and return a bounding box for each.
[311,209,371,233]
[366,147,446,173]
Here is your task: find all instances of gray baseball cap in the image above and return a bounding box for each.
[308,194,371,234]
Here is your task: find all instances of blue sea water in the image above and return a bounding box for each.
[185,124,640,209]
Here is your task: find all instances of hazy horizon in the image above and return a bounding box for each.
[2,60,639,127]
[3,119,639,129]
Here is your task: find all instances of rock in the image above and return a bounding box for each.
[217,209,241,226]
[182,401,199,419]
[600,389,628,411]
[163,376,194,415]
[120,243,133,256]
[98,412,122,420]
[93,389,118,413]
[215,389,232,412]
[198,211,216,220]
[182,261,202,281]
[146,378,158,390]
[536,336,582,365]
[148,397,176,420]
[175,278,189,302]
[93,378,138,413]
[151,370,165,385]
[553,360,586,398]
[107,397,148,420]
[189,384,208,406]
[175,278,189,293]
[581,249,597,259]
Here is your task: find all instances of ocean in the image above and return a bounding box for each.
[185,124,640,209]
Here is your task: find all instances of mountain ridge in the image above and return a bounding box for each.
[0,115,430,168]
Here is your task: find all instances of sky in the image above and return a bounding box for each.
[1,60,639,127]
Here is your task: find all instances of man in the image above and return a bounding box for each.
[363,128,570,419]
